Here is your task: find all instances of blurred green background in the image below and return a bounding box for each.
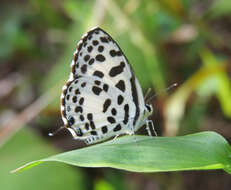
[0,0,231,189]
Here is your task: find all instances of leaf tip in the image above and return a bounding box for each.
[10,166,24,174]
[10,160,43,174]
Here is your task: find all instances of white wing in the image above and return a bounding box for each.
[60,27,145,144]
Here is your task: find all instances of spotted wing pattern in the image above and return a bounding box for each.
[60,27,146,144]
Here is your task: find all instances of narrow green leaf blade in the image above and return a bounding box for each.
[12,132,231,174]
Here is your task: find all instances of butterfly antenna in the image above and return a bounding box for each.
[48,126,66,137]
[146,83,178,104]
[144,88,152,101]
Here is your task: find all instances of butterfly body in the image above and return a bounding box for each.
[60,27,154,144]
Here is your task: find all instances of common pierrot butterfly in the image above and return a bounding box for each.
[57,27,155,144]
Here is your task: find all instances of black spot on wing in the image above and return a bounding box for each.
[107,116,116,124]
[75,62,79,69]
[96,54,105,62]
[92,40,99,46]
[85,123,89,130]
[103,99,111,113]
[100,36,109,43]
[75,89,80,95]
[115,80,125,92]
[84,55,90,61]
[123,104,129,125]
[109,50,122,57]
[109,50,116,57]
[116,51,122,56]
[75,106,83,113]
[79,115,84,121]
[113,124,122,132]
[98,45,104,52]
[81,82,86,88]
[90,121,96,129]
[111,108,117,116]
[88,58,95,65]
[103,84,109,92]
[90,131,97,135]
[101,126,108,134]
[81,64,87,73]
[92,86,102,95]
[93,70,104,78]
[79,97,84,105]
[117,95,124,105]
[87,46,93,53]
[87,113,93,121]
[72,96,77,103]
[94,80,101,85]
[109,62,125,77]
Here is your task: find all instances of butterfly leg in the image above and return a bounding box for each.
[132,131,137,143]
[112,134,119,142]
[146,120,158,136]
[127,123,137,143]
[145,120,152,137]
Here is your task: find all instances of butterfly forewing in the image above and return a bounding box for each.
[60,27,146,144]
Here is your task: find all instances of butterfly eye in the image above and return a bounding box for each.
[67,116,75,126]
[145,104,152,113]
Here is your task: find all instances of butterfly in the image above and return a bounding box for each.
[59,27,155,144]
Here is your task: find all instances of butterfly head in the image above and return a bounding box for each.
[144,104,153,118]
[137,104,153,128]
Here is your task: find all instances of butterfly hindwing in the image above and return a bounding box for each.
[60,27,146,144]
[64,76,129,139]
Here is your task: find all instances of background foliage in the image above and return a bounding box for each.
[0,0,231,189]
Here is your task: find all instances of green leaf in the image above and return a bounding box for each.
[12,132,231,174]
[1,128,87,190]
[208,0,231,18]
